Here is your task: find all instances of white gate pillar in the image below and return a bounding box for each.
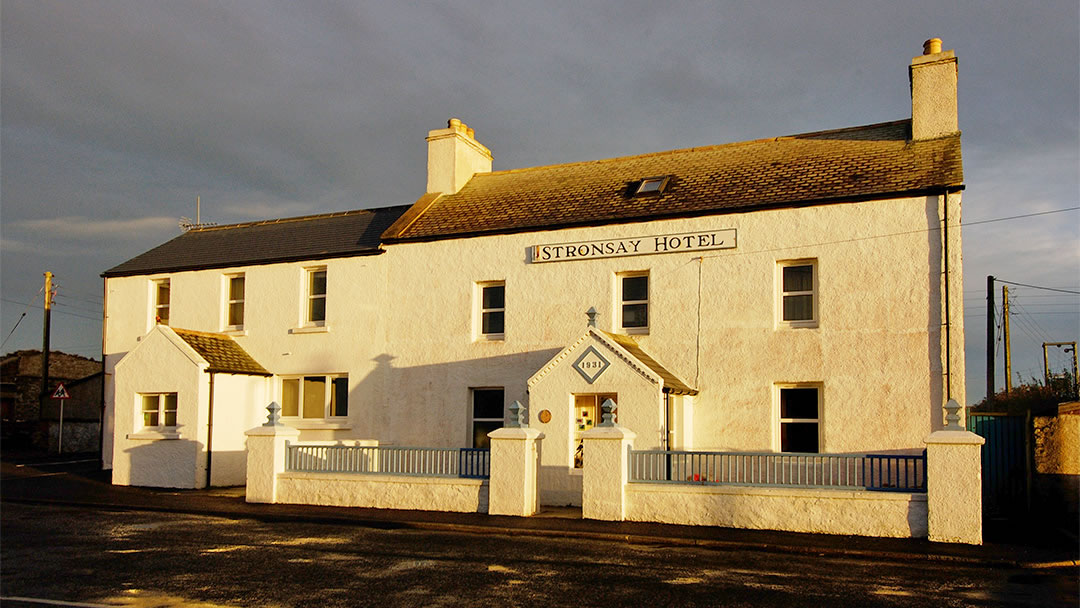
[924,399,985,544]
[582,399,636,521]
[245,402,299,504]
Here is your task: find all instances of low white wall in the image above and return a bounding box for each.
[276,472,488,513]
[626,483,927,538]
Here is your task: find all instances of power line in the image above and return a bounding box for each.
[1,298,102,322]
[698,206,1080,261]
[996,280,1080,295]
[0,287,45,350]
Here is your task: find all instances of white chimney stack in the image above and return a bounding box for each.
[426,118,493,195]
[909,38,959,140]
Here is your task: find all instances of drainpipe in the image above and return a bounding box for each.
[206,372,216,488]
[943,190,952,403]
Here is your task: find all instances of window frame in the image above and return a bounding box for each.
[774,383,822,454]
[304,267,327,327]
[139,393,178,430]
[224,273,245,330]
[470,387,505,449]
[152,279,170,326]
[279,374,348,420]
[777,259,818,328]
[617,271,650,334]
[475,281,505,341]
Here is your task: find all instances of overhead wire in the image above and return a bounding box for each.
[1,286,46,349]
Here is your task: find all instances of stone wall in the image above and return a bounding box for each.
[1033,404,1079,523]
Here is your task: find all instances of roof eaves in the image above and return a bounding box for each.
[102,247,386,278]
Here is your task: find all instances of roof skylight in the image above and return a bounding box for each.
[634,176,671,196]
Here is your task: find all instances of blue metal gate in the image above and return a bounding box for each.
[967,413,1027,516]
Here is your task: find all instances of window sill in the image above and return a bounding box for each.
[776,321,819,330]
[282,420,352,430]
[289,325,330,335]
[222,328,247,337]
[475,334,505,342]
[620,327,649,336]
[127,430,181,441]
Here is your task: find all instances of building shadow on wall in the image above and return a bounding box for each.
[347,348,562,447]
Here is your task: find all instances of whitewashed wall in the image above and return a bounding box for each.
[112,329,209,488]
[104,193,964,502]
[209,373,270,486]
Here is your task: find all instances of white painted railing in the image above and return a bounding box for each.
[629,449,926,492]
[286,443,490,479]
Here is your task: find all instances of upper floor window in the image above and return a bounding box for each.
[141,393,177,429]
[153,279,170,326]
[778,260,817,328]
[281,375,348,419]
[618,272,649,333]
[477,282,505,340]
[306,268,327,325]
[225,274,245,329]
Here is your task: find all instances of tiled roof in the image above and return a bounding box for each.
[383,120,963,242]
[171,328,271,376]
[104,205,411,277]
[601,331,697,396]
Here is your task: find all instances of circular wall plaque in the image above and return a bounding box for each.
[538,409,552,424]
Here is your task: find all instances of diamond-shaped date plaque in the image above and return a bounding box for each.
[573,345,610,384]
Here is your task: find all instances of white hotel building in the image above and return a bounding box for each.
[102,41,965,506]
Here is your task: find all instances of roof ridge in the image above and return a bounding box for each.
[189,203,413,233]
[477,119,912,179]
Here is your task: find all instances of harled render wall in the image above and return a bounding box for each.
[380,193,965,457]
[104,193,964,503]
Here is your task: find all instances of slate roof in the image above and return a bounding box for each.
[383,120,963,242]
[600,331,697,396]
[104,205,411,278]
[171,328,271,376]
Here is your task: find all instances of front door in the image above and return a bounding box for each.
[572,393,616,468]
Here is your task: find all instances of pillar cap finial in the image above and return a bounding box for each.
[943,399,962,430]
[507,400,527,428]
[263,401,283,427]
[599,398,616,427]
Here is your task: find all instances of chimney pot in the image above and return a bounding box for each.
[923,38,942,55]
[426,118,493,194]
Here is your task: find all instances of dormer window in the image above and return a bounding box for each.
[634,176,671,196]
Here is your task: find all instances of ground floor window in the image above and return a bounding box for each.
[471,388,504,448]
[778,385,820,453]
[140,393,177,429]
[281,375,348,419]
[573,393,617,468]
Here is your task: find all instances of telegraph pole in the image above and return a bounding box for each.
[1002,285,1012,394]
[986,275,995,402]
[1043,341,1079,396]
[40,272,53,420]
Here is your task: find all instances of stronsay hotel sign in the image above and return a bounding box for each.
[532,229,736,263]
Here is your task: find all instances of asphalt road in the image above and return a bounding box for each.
[2,502,1076,608]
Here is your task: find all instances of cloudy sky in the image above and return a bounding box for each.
[2,1,1077,404]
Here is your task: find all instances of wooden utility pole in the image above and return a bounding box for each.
[1003,285,1012,394]
[1043,341,1079,396]
[986,275,995,402]
[40,272,53,418]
